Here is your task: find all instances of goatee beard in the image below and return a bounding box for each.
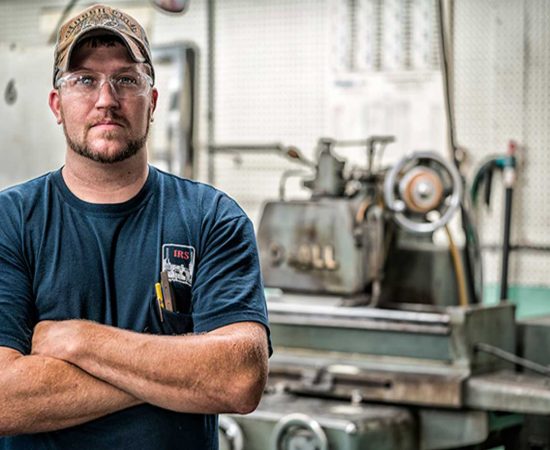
[61,111,150,164]
[65,132,148,164]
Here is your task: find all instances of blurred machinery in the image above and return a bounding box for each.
[257,137,470,308]
[215,137,550,450]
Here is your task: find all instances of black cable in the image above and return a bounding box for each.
[483,244,550,253]
[206,0,216,184]
[500,187,514,301]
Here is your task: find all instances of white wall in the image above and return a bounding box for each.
[454,0,550,286]
[0,45,65,187]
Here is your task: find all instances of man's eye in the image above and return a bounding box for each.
[115,75,139,86]
[74,75,97,87]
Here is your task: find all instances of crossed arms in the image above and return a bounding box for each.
[0,320,269,436]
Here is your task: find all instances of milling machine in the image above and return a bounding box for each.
[218,138,550,450]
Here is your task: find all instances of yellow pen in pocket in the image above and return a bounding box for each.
[155,282,165,322]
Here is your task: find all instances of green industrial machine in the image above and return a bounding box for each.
[217,137,550,450]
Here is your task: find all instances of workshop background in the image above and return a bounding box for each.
[0,0,547,312]
[2,1,550,449]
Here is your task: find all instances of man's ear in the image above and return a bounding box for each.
[151,88,158,115]
[48,90,63,124]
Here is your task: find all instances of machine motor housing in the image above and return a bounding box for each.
[257,195,384,296]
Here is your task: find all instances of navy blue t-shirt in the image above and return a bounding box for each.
[0,166,270,450]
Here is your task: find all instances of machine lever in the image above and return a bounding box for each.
[300,368,334,392]
[475,342,550,377]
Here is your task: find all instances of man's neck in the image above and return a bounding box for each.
[62,150,149,204]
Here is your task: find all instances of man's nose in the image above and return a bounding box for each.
[95,80,120,107]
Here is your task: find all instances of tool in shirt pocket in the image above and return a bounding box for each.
[149,270,193,335]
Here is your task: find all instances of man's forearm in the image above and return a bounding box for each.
[0,350,141,436]
[33,320,268,415]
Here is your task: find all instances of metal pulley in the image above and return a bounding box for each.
[384,152,462,234]
[399,166,445,214]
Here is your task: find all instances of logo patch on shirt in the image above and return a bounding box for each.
[162,244,195,286]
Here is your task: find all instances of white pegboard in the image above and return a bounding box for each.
[381,0,407,70]
[331,0,353,72]
[454,0,550,287]
[355,0,378,71]
[523,0,550,244]
[210,0,330,223]
[214,0,328,146]
[325,0,447,174]
[410,0,436,70]
[327,71,446,164]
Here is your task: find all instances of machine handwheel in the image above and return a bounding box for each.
[383,152,462,234]
[219,416,245,450]
[271,413,329,450]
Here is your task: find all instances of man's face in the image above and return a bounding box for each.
[49,41,158,164]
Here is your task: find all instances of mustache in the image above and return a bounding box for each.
[87,113,128,129]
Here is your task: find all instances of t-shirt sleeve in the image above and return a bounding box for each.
[0,221,35,355]
[191,211,271,351]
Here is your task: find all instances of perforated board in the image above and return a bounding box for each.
[208,0,330,222]
[454,0,550,286]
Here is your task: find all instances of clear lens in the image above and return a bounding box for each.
[56,71,153,99]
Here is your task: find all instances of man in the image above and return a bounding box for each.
[0,4,270,449]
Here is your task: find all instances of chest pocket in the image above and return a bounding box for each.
[147,295,194,335]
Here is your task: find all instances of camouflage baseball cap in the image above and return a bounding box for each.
[53,4,154,86]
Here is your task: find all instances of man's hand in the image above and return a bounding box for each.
[32,320,84,361]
